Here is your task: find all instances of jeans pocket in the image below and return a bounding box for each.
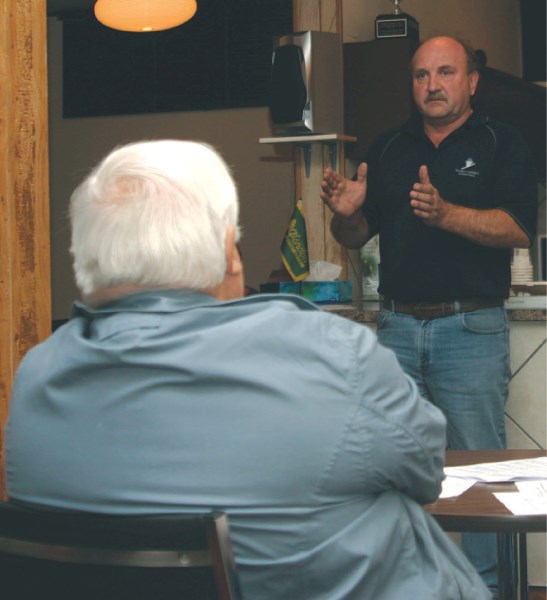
[461,308,507,334]
[376,309,392,330]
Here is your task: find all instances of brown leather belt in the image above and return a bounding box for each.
[382,297,504,320]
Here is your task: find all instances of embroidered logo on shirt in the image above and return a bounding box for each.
[455,157,479,178]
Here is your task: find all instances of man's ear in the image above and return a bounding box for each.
[213,225,244,301]
[225,225,243,277]
[469,70,479,97]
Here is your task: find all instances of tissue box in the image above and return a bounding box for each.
[301,280,352,303]
[259,282,302,294]
[260,280,352,304]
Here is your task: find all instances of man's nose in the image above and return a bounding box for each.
[427,74,441,91]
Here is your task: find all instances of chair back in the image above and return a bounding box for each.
[0,501,242,600]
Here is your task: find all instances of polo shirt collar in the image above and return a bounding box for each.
[402,110,490,140]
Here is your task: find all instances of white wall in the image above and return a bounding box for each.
[506,321,546,585]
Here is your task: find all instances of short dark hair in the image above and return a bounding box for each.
[455,37,480,74]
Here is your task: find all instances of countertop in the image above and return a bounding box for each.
[324,298,547,323]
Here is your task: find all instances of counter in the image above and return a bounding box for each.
[326,298,546,323]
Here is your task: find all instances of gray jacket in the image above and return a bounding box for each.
[5,290,491,600]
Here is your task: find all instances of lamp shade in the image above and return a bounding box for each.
[94,0,197,33]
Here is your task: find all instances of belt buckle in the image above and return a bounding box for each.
[442,302,456,317]
[415,302,453,319]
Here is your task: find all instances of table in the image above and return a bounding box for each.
[426,449,547,600]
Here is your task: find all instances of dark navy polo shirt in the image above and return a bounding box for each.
[361,111,538,303]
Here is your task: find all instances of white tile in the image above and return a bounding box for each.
[506,345,547,448]
[505,419,542,449]
[509,322,547,373]
[527,533,547,586]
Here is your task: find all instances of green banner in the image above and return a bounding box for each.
[281,200,309,282]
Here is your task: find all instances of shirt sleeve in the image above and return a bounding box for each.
[350,326,447,505]
[492,122,538,240]
[359,129,401,239]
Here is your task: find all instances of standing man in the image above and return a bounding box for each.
[320,36,538,598]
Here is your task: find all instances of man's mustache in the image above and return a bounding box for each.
[426,93,447,102]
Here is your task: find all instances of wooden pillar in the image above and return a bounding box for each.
[293,0,342,34]
[0,0,51,498]
[292,1,354,280]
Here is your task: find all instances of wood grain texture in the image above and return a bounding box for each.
[529,588,546,600]
[293,0,341,33]
[0,0,51,499]
[426,450,547,531]
[291,1,348,276]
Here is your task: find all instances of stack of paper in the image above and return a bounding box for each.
[494,481,547,516]
[439,456,547,515]
[444,456,547,483]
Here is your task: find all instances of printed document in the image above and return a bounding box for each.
[444,456,547,483]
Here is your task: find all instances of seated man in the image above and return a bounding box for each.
[4,140,491,600]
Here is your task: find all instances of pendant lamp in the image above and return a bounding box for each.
[94,0,197,33]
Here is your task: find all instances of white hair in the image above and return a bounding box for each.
[70,140,240,298]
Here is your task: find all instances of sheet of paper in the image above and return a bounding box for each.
[516,480,547,497]
[444,456,547,483]
[439,476,476,499]
[494,480,547,515]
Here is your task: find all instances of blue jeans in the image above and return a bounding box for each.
[377,306,510,594]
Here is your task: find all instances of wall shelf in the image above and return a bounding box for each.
[259,133,356,176]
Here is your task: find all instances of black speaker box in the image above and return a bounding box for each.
[269,30,343,136]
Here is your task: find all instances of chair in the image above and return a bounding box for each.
[0,501,242,600]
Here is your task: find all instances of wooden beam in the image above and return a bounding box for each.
[291,1,350,277]
[293,0,342,33]
[0,0,51,499]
